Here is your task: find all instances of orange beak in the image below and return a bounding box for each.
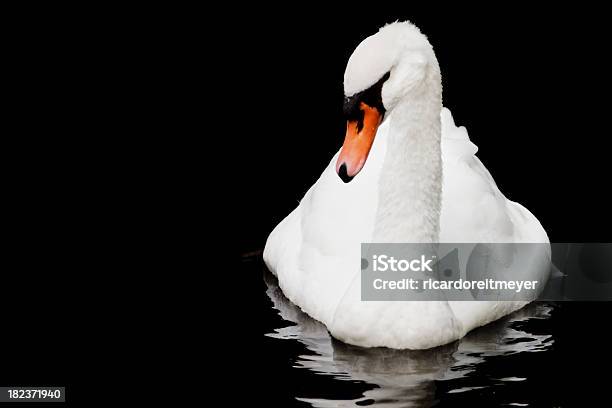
[336,102,383,183]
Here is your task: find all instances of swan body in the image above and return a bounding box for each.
[264,21,549,349]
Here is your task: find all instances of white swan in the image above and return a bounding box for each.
[264,21,550,349]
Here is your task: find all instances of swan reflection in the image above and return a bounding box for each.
[264,270,553,407]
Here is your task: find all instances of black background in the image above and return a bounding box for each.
[230,6,612,406]
[4,5,611,406]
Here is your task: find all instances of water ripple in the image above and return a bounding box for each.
[264,270,555,407]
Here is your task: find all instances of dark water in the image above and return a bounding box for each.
[252,257,609,407]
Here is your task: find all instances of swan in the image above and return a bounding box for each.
[264,21,550,349]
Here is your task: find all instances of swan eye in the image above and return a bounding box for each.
[342,71,390,127]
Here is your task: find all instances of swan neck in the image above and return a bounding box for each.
[373,94,442,243]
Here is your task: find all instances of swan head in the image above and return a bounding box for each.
[336,21,438,183]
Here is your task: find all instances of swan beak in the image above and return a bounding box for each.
[336,102,382,183]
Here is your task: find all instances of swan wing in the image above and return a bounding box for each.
[439,107,548,244]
